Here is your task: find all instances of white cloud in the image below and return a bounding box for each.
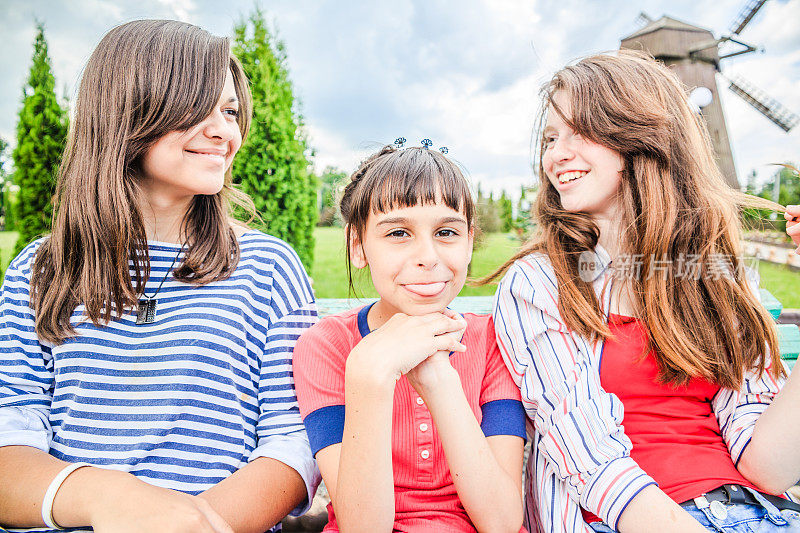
[0,0,797,197]
[154,0,196,21]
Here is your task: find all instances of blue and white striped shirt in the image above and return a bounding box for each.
[0,231,320,533]
[493,247,785,533]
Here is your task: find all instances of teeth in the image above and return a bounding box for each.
[558,171,588,183]
[188,151,225,162]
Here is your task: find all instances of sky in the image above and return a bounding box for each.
[1,0,798,197]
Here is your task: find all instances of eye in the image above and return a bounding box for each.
[223,108,239,118]
[387,229,409,238]
[436,228,459,238]
[543,135,557,148]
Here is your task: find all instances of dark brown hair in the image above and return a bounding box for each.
[31,20,255,344]
[483,50,784,388]
[340,145,475,293]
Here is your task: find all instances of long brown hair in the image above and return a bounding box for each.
[31,20,255,344]
[340,145,475,294]
[484,50,784,388]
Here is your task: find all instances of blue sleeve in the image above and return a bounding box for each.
[480,399,527,440]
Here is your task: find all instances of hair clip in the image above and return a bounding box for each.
[439,147,448,154]
[394,137,406,148]
[421,139,433,149]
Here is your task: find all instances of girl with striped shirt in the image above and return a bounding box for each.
[293,144,527,532]
[0,20,318,533]
[488,51,800,532]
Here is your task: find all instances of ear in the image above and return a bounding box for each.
[348,229,367,269]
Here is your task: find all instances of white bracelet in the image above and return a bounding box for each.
[41,462,90,529]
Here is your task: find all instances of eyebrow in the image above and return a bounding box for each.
[376,216,467,226]
[224,96,238,105]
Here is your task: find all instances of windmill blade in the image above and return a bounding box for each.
[725,74,799,132]
[635,12,653,26]
[729,0,768,35]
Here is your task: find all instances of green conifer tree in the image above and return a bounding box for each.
[12,22,68,255]
[232,8,317,269]
[0,137,11,231]
[498,190,514,233]
[317,166,348,226]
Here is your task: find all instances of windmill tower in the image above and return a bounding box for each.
[620,0,799,189]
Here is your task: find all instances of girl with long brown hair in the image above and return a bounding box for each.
[490,50,800,532]
[0,20,318,533]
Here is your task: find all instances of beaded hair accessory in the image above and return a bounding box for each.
[394,137,448,154]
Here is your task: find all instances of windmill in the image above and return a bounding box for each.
[620,0,799,189]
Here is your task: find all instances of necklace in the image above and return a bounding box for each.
[136,244,185,325]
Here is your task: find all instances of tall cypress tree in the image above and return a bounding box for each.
[232,8,317,269]
[0,137,10,231]
[12,22,68,256]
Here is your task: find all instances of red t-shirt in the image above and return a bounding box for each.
[293,305,527,533]
[583,313,758,523]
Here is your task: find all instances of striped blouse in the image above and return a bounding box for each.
[0,232,320,533]
[493,247,785,533]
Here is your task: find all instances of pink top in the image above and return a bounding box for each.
[293,304,526,533]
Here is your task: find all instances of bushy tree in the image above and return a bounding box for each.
[317,166,347,226]
[12,23,68,255]
[743,163,799,232]
[475,186,501,234]
[232,8,317,268]
[514,184,534,238]
[0,137,11,230]
[498,190,514,233]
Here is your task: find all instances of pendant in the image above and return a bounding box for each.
[136,298,157,325]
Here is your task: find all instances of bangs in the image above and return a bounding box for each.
[141,25,230,136]
[365,148,473,223]
[112,21,234,144]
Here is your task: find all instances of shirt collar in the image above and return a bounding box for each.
[579,244,613,283]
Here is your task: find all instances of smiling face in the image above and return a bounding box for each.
[140,68,242,204]
[350,200,474,326]
[542,91,625,223]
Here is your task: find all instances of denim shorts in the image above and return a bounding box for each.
[588,487,800,532]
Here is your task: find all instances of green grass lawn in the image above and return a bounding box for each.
[312,227,800,306]
[0,232,18,276]
[3,228,799,309]
[756,261,800,309]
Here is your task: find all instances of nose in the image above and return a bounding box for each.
[414,236,439,270]
[202,109,234,142]
[549,136,575,163]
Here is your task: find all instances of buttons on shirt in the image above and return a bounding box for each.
[420,450,430,459]
[419,423,429,432]
[415,397,424,405]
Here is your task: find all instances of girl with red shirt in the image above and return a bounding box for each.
[488,51,800,532]
[293,144,527,532]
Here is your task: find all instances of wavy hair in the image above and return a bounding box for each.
[484,50,784,388]
[31,20,255,344]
